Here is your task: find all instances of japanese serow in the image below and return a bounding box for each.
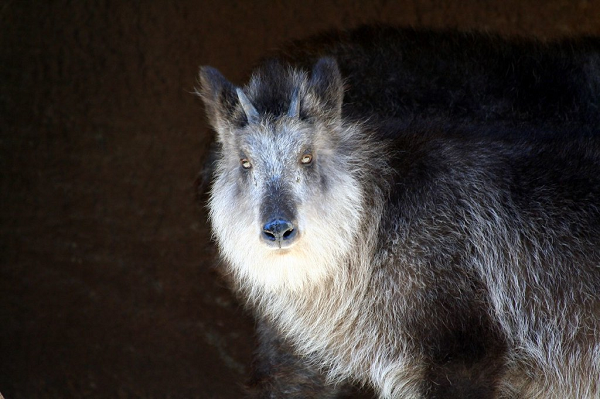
[198,27,600,398]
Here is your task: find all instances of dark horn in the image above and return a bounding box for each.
[287,88,300,118]
[236,88,259,124]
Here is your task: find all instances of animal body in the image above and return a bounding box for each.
[198,26,600,398]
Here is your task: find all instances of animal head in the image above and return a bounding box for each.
[198,58,365,293]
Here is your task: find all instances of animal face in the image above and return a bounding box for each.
[199,60,365,292]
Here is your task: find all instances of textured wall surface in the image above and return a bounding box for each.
[2,1,600,398]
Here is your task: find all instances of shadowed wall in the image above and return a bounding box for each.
[1,1,600,398]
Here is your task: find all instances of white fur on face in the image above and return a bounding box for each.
[209,120,364,294]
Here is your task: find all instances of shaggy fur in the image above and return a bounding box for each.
[198,26,600,398]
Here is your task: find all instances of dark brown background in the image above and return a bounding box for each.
[2,1,600,398]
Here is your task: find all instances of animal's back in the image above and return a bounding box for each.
[277,26,600,126]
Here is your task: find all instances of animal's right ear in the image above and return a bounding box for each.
[307,57,344,120]
[197,66,238,133]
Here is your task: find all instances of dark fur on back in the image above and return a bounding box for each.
[199,26,600,398]
[276,25,600,126]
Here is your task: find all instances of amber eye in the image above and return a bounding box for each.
[241,158,252,169]
[300,154,313,165]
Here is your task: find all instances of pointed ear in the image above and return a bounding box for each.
[307,57,344,120]
[197,66,238,132]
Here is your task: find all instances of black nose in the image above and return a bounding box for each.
[262,219,297,245]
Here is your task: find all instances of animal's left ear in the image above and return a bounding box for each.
[197,66,238,134]
[307,57,344,120]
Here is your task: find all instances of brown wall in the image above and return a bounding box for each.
[2,1,600,398]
